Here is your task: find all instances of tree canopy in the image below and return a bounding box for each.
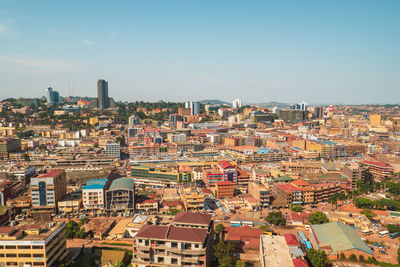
[308,212,329,225]
[306,249,328,267]
[265,211,286,226]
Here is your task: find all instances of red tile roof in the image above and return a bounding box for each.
[218,161,234,169]
[135,225,169,239]
[291,179,310,187]
[172,211,211,226]
[360,161,393,169]
[284,233,300,247]
[276,183,300,192]
[293,258,309,267]
[216,181,234,186]
[167,226,208,243]
[38,169,63,178]
[135,225,208,243]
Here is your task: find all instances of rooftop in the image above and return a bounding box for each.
[172,211,212,226]
[108,178,135,191]
[310,221,373,255]
[260,235,294,267]
[38,169,63,178]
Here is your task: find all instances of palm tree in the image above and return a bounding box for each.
[328,195,337,211]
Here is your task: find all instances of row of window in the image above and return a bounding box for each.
[0,246,43,250]
[0,254,43,258]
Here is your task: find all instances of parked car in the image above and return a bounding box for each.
[379,250,388,255]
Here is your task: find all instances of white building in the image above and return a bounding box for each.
[106,142,121,158]
[232,98,242,108]
[185,101,200,115]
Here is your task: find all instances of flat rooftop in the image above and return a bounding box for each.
[260,235,294,267]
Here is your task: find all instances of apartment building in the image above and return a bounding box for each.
[359,161,394,181]
[31,169,66,222]
[105,142,121,158]
[131,165,192,187]
[215,181,234,199]
[343,164,361,189]
[0,138,21,160]
[132,212,214,267]
[274,181,344,206]
[248,181,272,208]
[0,222,67,267]
[181,187,205,211]
[105,178,135,211]
[82,179,109,211]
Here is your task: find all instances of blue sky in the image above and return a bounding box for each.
[0,0,399,104]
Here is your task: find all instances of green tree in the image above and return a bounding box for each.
[306,249,328,267]
[358,255,365,263]
[348,254,357,262]
[265,211,286,227]
[339,252,346,260]
[291,205,303,212]
[360,209,376,221]
[65,221,79,239]
[22,153,30,161]
[214,240,235,267]
[387,224,400,233]
[308,212,329,225]
[215,224,225,240]
[328,195,337,210]
[115,136,126,147]
[397,246,400,265]
[235,260,247,267]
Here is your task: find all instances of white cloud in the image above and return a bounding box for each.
[0,56,80,72]
[0,23,10,37]
[108,31,118,39]
[82,39,94,46]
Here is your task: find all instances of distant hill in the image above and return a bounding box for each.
[199,99,230,105]
[254,101,291,108]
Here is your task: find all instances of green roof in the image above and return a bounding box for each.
[109,178,135,190]
[274,175,294,182]
[254,169,269,175]
[311,222,373,255]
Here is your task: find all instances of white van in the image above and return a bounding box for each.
[378,230,389,237]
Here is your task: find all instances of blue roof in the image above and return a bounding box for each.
[83,184,106,190]
[83,179,108,190]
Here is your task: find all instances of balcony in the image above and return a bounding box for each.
[182,257,199,264]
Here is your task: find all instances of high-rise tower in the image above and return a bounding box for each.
[97,79,109,109]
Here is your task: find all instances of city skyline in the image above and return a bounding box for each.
[1,0,400,104]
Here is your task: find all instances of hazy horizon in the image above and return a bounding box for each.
[1,0,400,104]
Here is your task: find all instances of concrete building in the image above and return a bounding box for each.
[0,222,67,267]
[309,222,373,260]
[248,181,272,208]
[105,178,135,211]
[132,212,214,267]
[105,142,121,158]
[83,178,109,211]
[232,98,242,108]
[181,187,205,211]
[97,79,109,109]
[0,138,21,160]
[45,87,60,104]
[260,235,295,267]
[31,169,66,222]
[215,181,234,199]
[343,164,361,189]
[185,101,200,115]
[279,109,308,123]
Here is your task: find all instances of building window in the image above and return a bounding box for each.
[171,258,178,264]
[32,254,44,258]
[32,246,43,250]
[5,246,16,249]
